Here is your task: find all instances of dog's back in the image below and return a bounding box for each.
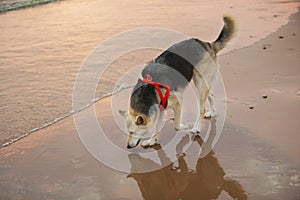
[142,39,210,90]
[141,16,236,91]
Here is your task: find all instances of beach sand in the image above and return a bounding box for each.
[220,9,300,165]
[0,9,299,200]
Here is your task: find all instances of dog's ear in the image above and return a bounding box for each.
[135,115,146,126]
[118,110,127,118]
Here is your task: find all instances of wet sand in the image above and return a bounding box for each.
[1,0,299,147]
[1,10,300,200]
[220,8,300,165]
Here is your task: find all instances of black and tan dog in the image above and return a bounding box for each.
[120,16,236,148]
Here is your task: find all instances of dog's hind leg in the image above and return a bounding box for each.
[191,76,201,134]
[204,92,216,118]
[191,75,208,134]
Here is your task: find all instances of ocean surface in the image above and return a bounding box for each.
[0,0,299,146]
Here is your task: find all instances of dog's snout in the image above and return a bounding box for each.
[127,139,141,149]
[127,144,134,149]
[129,131,134,135]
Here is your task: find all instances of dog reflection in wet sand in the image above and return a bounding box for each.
[128,119,248,200]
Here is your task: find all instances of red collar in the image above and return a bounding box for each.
[142,74,170,111]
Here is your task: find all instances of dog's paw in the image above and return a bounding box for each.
[204,111,215,118]
[191,128,200,134]
[175,123,189,131]
[141,138,157,147]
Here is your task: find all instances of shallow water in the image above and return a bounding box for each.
[0,0,299,145]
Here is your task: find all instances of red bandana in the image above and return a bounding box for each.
[142,74,171,111]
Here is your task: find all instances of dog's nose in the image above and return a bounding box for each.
[129,131,134,135]
[126,139,141,149]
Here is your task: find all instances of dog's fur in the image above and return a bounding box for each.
[121,16,236,148]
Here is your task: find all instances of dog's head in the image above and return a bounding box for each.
[119,105,160,148]
[120,80,159,148]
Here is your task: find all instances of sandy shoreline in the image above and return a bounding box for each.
[0,8,299,200]
[1,0,299,149]
[220,8,300,165]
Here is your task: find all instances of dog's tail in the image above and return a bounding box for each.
[212,15,236,53]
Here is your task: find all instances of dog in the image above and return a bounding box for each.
[120,16,236,148]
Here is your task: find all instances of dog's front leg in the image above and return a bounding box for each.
[141,132,159,147]
[141,111,164,147]
[173,101,189,131]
